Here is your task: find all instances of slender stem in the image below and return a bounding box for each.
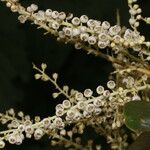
[84,46,150,76]
[33,64,70,99]
[54,135,88,150]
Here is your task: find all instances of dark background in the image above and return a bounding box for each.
[0,0,149,149]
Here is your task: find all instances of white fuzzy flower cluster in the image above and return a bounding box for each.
[0,63,149,149]
[30,65,150,143]
[1,0,150,57]
[0,0,150,149]
[128,0,150,32]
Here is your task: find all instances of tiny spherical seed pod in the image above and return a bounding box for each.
[94,107,102,115]
[30,4,38,12]
[136,15,142,20]
[94,26,102,33]
[84,89,93,97]
[75,92,84,101]
[27,6,32,13]
[18,15,27,24]
[66,13,73,20]
[26,133,32,138]
[109,25,121,36]
[103,90,110,97]
[72,17,81,26]
[24,120,32,126]
[66,109,76,119]
[51,21,60,30]
[42,118,51,128]
[25,115,31,120]
[58,12,66,20]
[129,9,136,15]
[85,104,95,113]
[52,92,59,98]
[75,42,82,49]
[79,26,87,33]
[101,21,110,30]
[25,125,34,134]
[96,86,104,94]
[34,128,44,140]
[7,123,12,129]
[62,100,71,109]
[113,25,121,33]
[80,15,89,23]
[72,28,80,36]
[133,4,139,9]
[58,31,65,39]
[45,9,52,16]
[98,41,107,49]
[113,35,121,43]
[1,118,7,125]
[55,104,64,111]
[53,117,64,129]
[136,8,142,14]
[83,110,91,118]
[88,36,97,45]
[8,135,16,144]
[6,2,11,8]
[63,27,72,36]
[34,116,40,122]
[132,44,141,51]
[98,33,109,42]
[18,124,25,132]
[0,140,5,148]
[93,98,102,107]
[56,108,64,117]
[77,101,86,110]
[52,73,58,80]
[60,129,66,136]
[107,80,116,89]
[129,18,136,25]
[51,11,59,19]
[87,19,95,28]
[8,108,15,115]
[11,120,19,128]
[134,21,139,27]
[123,29,132,40]
[11,5,18,12]
[41,63,47,70]
[65,116,72,123]
[34,73,41,80]
[80,33,89,41]
[37,10,45,20]
[146,18,150,24]
[15,135,23,145]
[74,112,82,121]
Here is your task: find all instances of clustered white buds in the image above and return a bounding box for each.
[0,63,148,149]
[128,0,142,29]
[0,0,150,149]
[1,0,149,60]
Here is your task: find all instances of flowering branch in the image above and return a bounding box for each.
[0,63,149,149]
[0,0,150,149]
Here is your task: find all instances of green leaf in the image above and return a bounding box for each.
[123,101,150,132]
[128,132,150,150]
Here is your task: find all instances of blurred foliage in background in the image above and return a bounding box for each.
[0,0,149,149]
